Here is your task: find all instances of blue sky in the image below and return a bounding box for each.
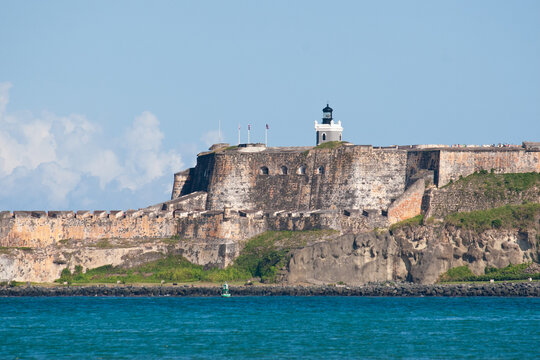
[1,1,539,210]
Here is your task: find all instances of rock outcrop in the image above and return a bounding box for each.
[285,225,539,285]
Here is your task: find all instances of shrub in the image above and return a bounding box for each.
[439,263,540,282]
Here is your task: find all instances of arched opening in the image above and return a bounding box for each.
[297,165,306,175]
[322,133,326,141]
[316,166,325,175]
[339,134,342,141]
[259,166,269,175]
[280,166,288,175]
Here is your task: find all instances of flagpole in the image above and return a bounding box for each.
[265,127,268,146]
[238,124,241,145]
[248,124,251,143]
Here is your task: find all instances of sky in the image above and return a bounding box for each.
[1,1,539,210]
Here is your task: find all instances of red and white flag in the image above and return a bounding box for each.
[266,124,269,130]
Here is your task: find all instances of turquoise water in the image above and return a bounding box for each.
[1,297,539,359]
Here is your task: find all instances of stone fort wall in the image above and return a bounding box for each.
[0,210,176,248]
[437,148,540,186]
[2,142,539,251]
[176,144,409,212]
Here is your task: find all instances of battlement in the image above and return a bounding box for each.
[0,209,173,220]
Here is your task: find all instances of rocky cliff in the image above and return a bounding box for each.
[285,220,539,285]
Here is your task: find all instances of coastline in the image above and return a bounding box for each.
[1,282,539,297]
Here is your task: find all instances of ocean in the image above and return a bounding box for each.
[1,296,539,359]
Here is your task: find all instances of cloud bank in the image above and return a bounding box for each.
[0,82,183,210]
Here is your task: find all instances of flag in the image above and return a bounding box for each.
[266,124,269,130]
[238,124,241,130]
[248,124,251,130]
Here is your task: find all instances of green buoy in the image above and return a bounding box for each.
[221,282,231,297]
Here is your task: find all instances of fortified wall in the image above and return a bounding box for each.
[0,210,176,248]
[174,144,410,212]
[1,142,539,261]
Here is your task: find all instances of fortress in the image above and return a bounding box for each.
[1,105,539,282]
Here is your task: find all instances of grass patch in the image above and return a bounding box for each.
[0,246,33,253]
[445,203,540,232]
[389,214,424,232]
[56,257,252,284]
[443,171,540,199]
[94,239,113,248]
[56,229,338,285]
[161,235,182,245]
[314,141,347,150]
[439,263,540,282]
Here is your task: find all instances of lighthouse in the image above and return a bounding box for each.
[314,104,343,145]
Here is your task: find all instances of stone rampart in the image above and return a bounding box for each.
[387,179,426,223]
[179,145,408,212]
[176,207,389,242]
[423,181,540,219]
[437,148,540,186]
[0,210,176,248]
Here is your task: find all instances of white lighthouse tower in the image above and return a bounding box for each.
[314,104,343,145]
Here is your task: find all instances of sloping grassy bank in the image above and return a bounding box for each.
[443,171,540,195]
[445,202,540,232]
[439,263,540,282]
[56,229,337,285]
[390,203,540,233]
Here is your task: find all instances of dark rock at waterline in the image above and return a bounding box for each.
[0,282,539,297]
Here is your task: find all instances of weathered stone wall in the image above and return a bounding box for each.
[200,145,408,211]
[405,150,440,186]
[0,211,176,248]
[176,208,389,242]
[171,170,190,199]
[438,149,540,186]
[387,179,425,223]
[424,182,540,219]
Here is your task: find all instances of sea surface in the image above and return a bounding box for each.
[0,296,539,359]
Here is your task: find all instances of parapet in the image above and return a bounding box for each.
[48,211,75,219]
[523,142,540,151]
[13,211,47,218]
[94,210,108,219]
[209,143,230,151]
[76,211,92,219]
[0,211,13,219]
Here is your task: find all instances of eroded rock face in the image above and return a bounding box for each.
[285,226,539,285]
[0,238,238,283]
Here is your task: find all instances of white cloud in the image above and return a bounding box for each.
[0,82,12,118]
[0,82,184,209]
[201,129,223,147]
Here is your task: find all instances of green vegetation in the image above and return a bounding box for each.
[445,203,540,232]
[234,230,336,282]
[161,235,182,245]
[56,256,252,284]
[0,246,33,253]
[389,214,424,232]
[439,263,540,282]
[314,141,347,150]
[443,171,540,199]
[56,229,337,285]
[438,265,475,282]
[94,239,113,248]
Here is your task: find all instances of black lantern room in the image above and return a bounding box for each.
[322,104,333,124]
